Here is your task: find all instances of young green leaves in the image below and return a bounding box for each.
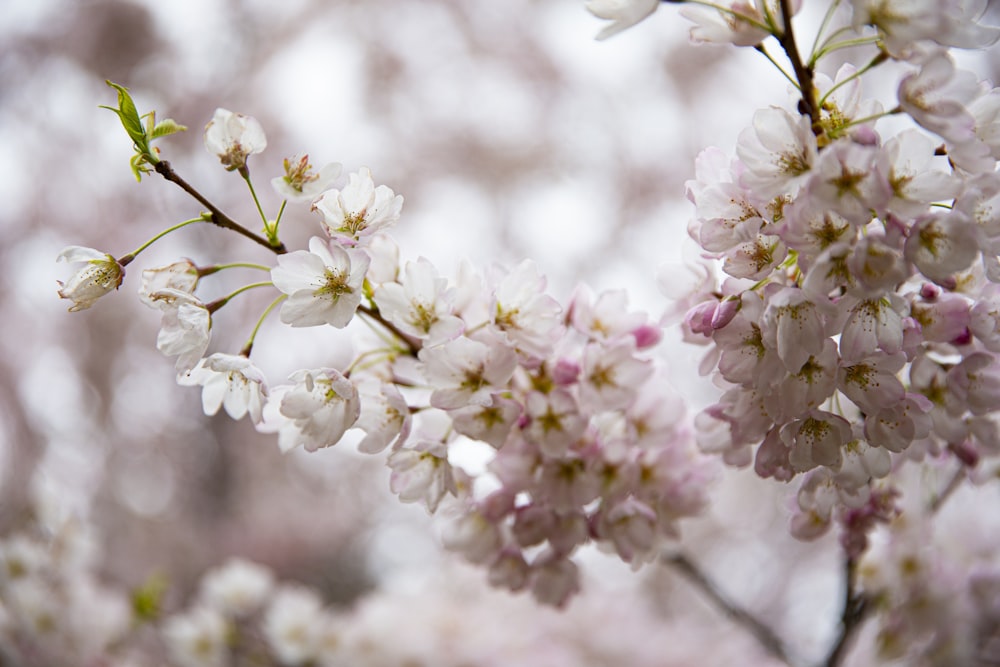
[101,80,187,181]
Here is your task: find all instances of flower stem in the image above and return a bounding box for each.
[240,294,286,357]
[817,52,889,108]
[117,216,203,265]
[206,281,275,314]
[242,170,270,228]
[663,553,793,665]
[755,45,799,89]
[153,160,287,254]
[197,262,273,278]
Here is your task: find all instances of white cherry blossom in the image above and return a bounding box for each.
[138,259,198,306]
[490,260,563,357]
[852,0,999,57]
[355,381,411,454]
[736,106,817,199]
[450,396,522,448]
[198,558,274,618]
[162,605,229,667]
[146,288,211,372]
[903,211,979,283]
[680,0,796,47]
[880,130,962,219]
[179,353,268,424]
[373,257,464,347]
[271,236,369,328]
[262,586,326,665]
[312,167,403,247]
[204,108,266,172]
[387,439,456,513]
[56,246,124,312]
[419,336,518,410]
[898,51,980,145]
[585,0,658,40]
[264,368,360,452]
[271,154,342,202]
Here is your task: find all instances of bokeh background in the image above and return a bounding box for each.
[3,1,1000,664]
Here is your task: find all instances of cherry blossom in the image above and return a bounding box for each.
[355,381,412,454]
[271,153,342,202]
[198,558,274,618]
[387,438,457,513]
[56,246,124,312]
[585,0,659,40]
[312,167,403,247]
[162,605,229,667]
[373,257,464,347]
[143,288,211,372]
[736,106,817,199]
[262,586,327,665]
[419,336,518,410]
[263,368,361,452]
[179,353,268,424]
[203,108,266,171]
[680,0,796,47]
[271,236,370,328]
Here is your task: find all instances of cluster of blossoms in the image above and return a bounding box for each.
[51,0,1000,663]
[0,514,131,665]
[855,481,1000,665]
[59,94,711,605]
[653,0,1000,550]
[0,486,787,667]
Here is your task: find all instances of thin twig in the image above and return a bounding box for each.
[664,553,793,665]
[154,160,287,254]
[358,304,422,356]
[929,466,966,514]
[821,557,870,667]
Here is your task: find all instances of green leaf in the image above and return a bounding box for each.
[131,572,169,622]
[151,118,188,139]
[129,152,153,182]
[102,80,148,152]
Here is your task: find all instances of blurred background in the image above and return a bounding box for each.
[3,1,1000,664]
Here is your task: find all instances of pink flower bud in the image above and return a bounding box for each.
[551,358,581,385]
[630,323,662,349]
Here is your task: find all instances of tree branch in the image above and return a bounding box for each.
[154,160,286,254]
[777,0,819,132]
[357,304,422,356]
[664,553,793,665]
[821,557,870,667]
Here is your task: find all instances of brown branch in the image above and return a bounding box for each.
[664,553,793,665]
[821,557,870,667]
[776,0,819,132]
[153,160,286,254]
[358,304,422,357]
